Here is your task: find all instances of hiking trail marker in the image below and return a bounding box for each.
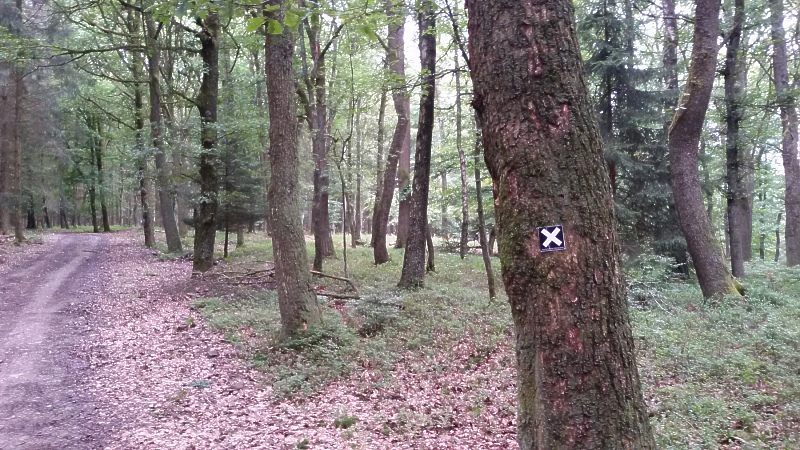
[538,225,565,252]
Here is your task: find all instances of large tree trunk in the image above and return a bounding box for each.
[668,0,740,297]
[769,0,800,266]
[724,0,747,278]
[265,0,321,336]
[373,0,410,264]
[146,17,182,252]
[398,0,435,289]
[193,12,220,272]
[468,1,655,448]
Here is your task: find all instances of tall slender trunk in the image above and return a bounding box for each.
[193,12,220,272]
[473,118,496,300]
[724,0,746,278]
[265,0,321,336]
[0,81,7,235]
[9,0,25,243]
[352,107,363,245]
[468,1,655,447]
[127,9,154,247]
[399,0,436,288]
[769,0,800,266]
[455,50,469,259]
[373,0,410,264]
[669,0,740,297]
[370,83,388,247]
[95,120,111,232]
[11,63,25,242]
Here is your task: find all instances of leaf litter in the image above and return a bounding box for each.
[72,231,518,449]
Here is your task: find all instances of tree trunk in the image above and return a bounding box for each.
[373,0,410,264]
[455,50,469,259]
[759,233,765,260]
[0,82,7,235]
[146,17,182,252]
[775,212,782,262]
[127,8,154,247]
[298,12,336,271]
[370,84,388,248]
[396,104,412,249]
[426,223,435,273]
[468,1,655,448]
[769,0,800,266]
[265,0,321,337]
[474,118,497,300]
[668,0,740,298]
[11,64,25,242]
[352,108,363,246]
[193,12,220,272]
[724,0,746,278]
[399,0,436,288]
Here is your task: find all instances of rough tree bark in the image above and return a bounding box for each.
[769,0,800,266]
[398,0,435,289]
[146,17,182,252]
[193,12,220,272]
[467,1,655,448]
[373,0,410,264]
[724,0,746,278]
[668,0,740,297]
[265,0,321,336]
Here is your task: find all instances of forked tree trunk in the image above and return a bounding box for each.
[468,1,655,448]
[398,0,435,289]
[769,0,800,266]
[265,0,321,337]
[193,12,220,272]
[668,0,740,298]
[373,0,410,264]
[724,0,746,278]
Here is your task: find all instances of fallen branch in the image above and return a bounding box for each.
[311,270,359,294]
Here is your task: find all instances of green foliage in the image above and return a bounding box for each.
[633,260,800,448]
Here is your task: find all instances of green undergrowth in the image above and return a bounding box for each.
[627,254,800,448]
[194,234,800,447]
[192,233,509,399]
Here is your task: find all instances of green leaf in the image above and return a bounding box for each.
[284,10,301,29]
[246,17,266,33]
[267,19,284,35]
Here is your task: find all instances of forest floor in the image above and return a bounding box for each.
[0,230,799,449]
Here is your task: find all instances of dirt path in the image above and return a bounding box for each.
[0,234,108,449]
